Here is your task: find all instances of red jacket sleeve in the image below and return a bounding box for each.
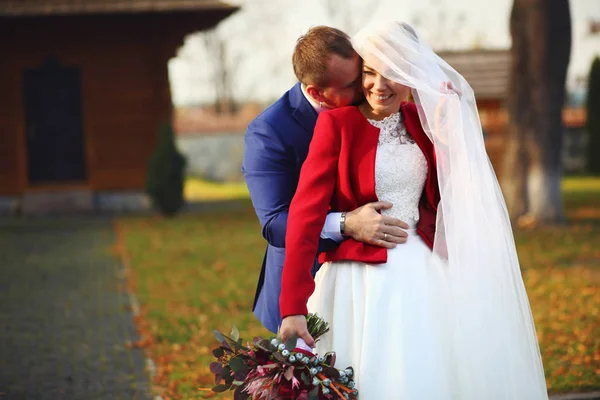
[279,111,342,318]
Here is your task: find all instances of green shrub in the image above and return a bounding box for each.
[145,122,187,216]
[586,56,600,175]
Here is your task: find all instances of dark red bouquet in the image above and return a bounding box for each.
[209,314,358,399]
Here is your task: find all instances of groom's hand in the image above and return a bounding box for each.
[280,315,315,349]
[345,201,409,249]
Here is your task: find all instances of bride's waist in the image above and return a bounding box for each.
[381,214,419,230]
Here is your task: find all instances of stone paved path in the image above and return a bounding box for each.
[0,218,151,399]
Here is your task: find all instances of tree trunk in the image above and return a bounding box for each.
[586,57,600,174]
[502,0,571,225]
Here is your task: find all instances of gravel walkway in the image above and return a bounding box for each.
[0,218,151,399]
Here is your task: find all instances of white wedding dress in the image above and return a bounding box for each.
[306,112,547,399]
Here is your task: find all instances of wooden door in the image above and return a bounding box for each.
[23,57,87,185]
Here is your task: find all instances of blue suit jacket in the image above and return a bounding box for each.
[242,83,337,333]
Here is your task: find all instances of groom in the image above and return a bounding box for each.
[243,26,410,335]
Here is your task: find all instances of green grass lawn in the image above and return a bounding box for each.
[116,177,600,399]
[184,177,249,202]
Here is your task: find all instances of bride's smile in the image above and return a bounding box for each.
[361,63,411,120]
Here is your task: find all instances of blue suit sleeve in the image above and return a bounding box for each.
[243,119,338,252]
[243,119,294,248]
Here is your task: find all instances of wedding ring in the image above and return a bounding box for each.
[383,233,388,241]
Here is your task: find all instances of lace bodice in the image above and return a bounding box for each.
[368,112,428,225]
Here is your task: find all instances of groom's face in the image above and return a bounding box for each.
[319,53,363,108]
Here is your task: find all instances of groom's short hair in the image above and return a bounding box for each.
[293,26,354,87]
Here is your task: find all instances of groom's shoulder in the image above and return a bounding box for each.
[249,88,296,126]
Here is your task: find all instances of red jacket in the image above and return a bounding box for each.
[279,102,441,318]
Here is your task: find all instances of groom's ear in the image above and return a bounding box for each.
[305,85,325,103]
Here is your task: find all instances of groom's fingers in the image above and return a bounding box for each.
[381,228,408,244]
[345,203,411,246]
[375,239,397,249]
[382,216,410,230]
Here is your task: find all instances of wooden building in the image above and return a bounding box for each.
[0,0,238,214]
[439,49,587,176]
[438,50,512,173]
[438,49,511,131]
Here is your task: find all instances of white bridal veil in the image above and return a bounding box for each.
[352,22,548,399]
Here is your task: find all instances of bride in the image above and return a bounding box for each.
[278,21,548,399]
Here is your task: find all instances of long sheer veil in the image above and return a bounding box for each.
[352,21,548,398]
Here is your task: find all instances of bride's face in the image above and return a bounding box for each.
[362,63,410,118]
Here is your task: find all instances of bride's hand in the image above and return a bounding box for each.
[434,81,461,145]
[280,315,315,348]
[441,81,461,96]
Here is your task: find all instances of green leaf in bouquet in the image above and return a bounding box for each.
[272,351,287,363]
[308,386,320,400]
[224,372,235,386]
[233,337,248,352]
[212,347,225,358]
[256,339,274,352]
[231,326,240,342]
[213,330,226,343]
[300,371,311,385]
[214,330,240,350]
[285,335,298,352]
[229,356,248,373]
[221,366,232,382]
[212,383,231,393]
[233,384,251,400]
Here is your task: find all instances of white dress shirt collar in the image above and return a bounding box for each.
[300,84,327,114]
